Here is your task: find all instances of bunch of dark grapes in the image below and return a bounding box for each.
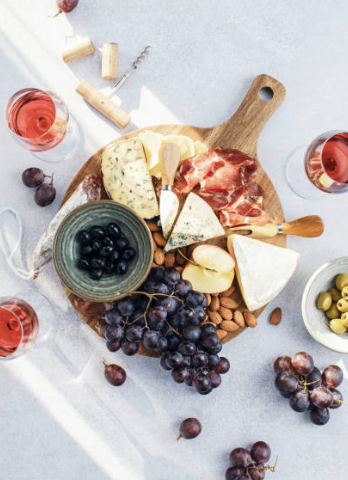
[226,441,275,479]
[102,267,230,394]
[274,352,345,425]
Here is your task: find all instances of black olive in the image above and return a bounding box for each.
[90,226,106,239]
[90,268,104,280]
[90,257,106,269]
[103,236,114,247]
[107,222,121,239]
[111,249,120,262]
[100,246,114,257]
[81,245,93,256]
[115,260,128,275]
[92,240,103,252]
[122,247,136,261]
[105,260,114,274]
[78,230,91,245]
[78,258,91,270]
[115,237,129,250]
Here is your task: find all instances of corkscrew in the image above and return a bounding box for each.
[108,46,152,97]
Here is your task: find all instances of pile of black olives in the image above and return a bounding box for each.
[76,223,136,280]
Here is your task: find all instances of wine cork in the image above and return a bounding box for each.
[76,80,131,129]
[61,37,95,63]
[102,43,118,80]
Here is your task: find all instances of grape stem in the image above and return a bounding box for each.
[165,320,182,338]
[245,455,278,474]
[177,249,218,273]
[49,9,63,18]
[176,434,182,441]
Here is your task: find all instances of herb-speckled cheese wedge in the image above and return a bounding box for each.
[101,139,159,219]
[164,193,224,252]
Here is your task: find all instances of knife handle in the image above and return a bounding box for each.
[160,144,181,185]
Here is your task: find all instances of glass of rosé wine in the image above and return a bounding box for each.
[286,131,348,199]
[6,88,79,163]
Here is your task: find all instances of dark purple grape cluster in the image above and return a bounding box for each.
[226,441,273,480]
[76,223,136,281]
[102,267,230,394]
[22,167,56,207]
[274,352,344,425]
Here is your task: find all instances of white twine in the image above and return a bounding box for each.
[0,208,35,280]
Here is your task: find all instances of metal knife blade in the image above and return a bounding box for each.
[159,144,181,239]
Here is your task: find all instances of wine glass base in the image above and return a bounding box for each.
[285,146,326,200]
[32,114,82,163]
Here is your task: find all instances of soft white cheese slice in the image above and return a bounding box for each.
[232,235,300,311]
[164,193,224,252]
[101,138,159,219]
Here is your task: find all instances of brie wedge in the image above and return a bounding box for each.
[229,235,300,311]
[164,193,224,252]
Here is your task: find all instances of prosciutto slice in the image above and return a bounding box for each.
[173,149,268,227]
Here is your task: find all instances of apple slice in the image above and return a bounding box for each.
[192,245,235,273]
[182,263,234,294]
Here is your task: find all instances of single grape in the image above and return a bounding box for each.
[322,365,343,389]
[250,441,271,463]
[275,371,298,395]
[106,340,122,352]
[179,418,202,439]
[192,351,208,367]
[160,296,180,314]
[198,385,213,395]
[329,388,343,409]
[208,341,222,354]
[207,354,220,368]
[201,295,208,308]
[160,354,172,370]
[175,279,192,296]
[186,291,205,307]
[248,465,265,480]
[142,330,160,349]
[149,267,164,282]
[182,325,201,342]
[56,0,79,14]
[190,306,206,325]
[273,355,295,375]
[214,357,230,374]
[166,351,184,369]
[90,226,106,239]
[291,351,314,376]
[34,182,56,207]
[163,268,181,285]
[201,333,219,350]
[310,407,330,425]
[121,339,139,356]
[22,167,45,187]
[225,466,242,480]
[207,370,221,388]
[230,448,252,468]
[306,366,322,390]
[125,325,143,342]
[185,370,194,386]
[176,306,194,324]
[166,333,181,351]
[310,386,333,408]
[106,325,124,342]
[107,222,121,239]
[148,306,167,328]
[104,362,126,386]
[172,366,189,383]
[178,340,196,356]
[201,324,217,338]
[117,298,135,317]
[152,282,170,295]
[122,247,136,261]
[289,389,310,412]
[154,336,168,353]
[192,372,211,392]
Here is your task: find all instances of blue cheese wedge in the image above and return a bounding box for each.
[164,193,224,252]
[230,235,300,311]
[101,139,159,219]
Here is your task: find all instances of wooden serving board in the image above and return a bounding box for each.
[62,74,286,355]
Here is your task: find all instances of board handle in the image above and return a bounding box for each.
[214,74,286,156]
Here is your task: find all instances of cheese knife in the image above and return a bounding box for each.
[160,143,181,239]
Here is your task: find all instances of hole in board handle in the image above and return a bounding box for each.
[259,87,274,101]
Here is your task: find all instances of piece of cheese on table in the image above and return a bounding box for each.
[194,140,209,155]
[101,139,159,219]
[230,235,300,311]
[164,193,224,252]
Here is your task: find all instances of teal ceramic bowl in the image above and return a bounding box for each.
[53,200,154,302]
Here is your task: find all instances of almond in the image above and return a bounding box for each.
[165,252,176,268]
[205,293,211,307]
[176,251,186,265]
[175,265,184,274]
[153,232,166,247]
[233,310,245,328]
[154,250,165,265]
[218,306,233,321]
[220,297,239,309]
[244,311,257,328]
[208,310,223,325]
[217,329,228,340]
[221,320,239,332]
[151,262,157,268]
[146,220,160,232]
[270,307,282,325]
[221,285,236,297]
[210,296,220,311]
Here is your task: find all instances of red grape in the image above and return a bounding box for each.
[291,351,314,375]
[22,167,45,187]
[230,448,252,468]
[310,407,330,425]
[289,390,310,412]
[310,386,333,408]
[273,355,294,375]
[249,465,265,480]
[104,362,126,386]
[306,366,322,390]
[172,367,189,383]
[322,365,343,389]
[57,0,79,14]
[207,370,221,388]
[329,388,343,409]
[121,339,139,356]
[250,441,271,463]
[275,371,298,395]
[106,340,121,352]
[34,183,56,207]
[214,357,230,374]
[225,467,242,480]
[193,372,211,392]
[179,417,201,439]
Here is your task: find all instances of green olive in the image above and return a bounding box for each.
[336,273,348,291]
[329,318,347,334]
[326,303,340,319]
[341,313,348,328]
[337,298,348,313]
[317,292,332,311]
[341,286,348,298]
[328,287,342,302]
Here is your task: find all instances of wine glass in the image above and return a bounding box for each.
[5,88,80,163]
[286,131,348,199]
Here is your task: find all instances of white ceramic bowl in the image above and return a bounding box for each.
[302,257,348,354]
